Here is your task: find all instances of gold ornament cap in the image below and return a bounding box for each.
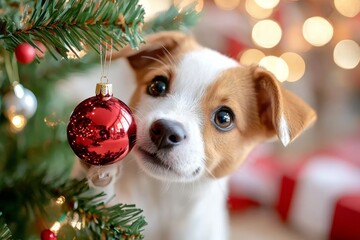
[96,83,113,97]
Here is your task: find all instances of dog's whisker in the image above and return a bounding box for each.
[161,44,178,67]
[141,55,167,67]
[147,66,168,76]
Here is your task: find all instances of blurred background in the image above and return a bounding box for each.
[1,0,358,239]
[134,0,360,239]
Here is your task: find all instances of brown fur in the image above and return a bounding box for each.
[111,32,201,109]
[202,66,317,177]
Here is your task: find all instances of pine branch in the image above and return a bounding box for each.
[0,213,12,240]
[57,179,146,239]
[0,171,146,239]
[0,0,145,60]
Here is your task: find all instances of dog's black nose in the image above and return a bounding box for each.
[150,119,186,149]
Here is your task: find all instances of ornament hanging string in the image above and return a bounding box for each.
[99,39,113,83]
[87,38,116,185]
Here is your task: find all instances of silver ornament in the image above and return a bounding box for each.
[3,83,37,120]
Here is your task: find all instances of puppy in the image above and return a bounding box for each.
[79,31,316,240]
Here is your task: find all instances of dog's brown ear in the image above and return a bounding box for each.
[253,66,317,146]
[111,31,194,69]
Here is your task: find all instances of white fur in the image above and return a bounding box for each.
[278,114,291,146]
[134,48,238,182]
[74,48,240,239]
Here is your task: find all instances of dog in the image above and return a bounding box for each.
[75,31,316,240]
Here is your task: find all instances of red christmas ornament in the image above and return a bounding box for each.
[15,42,36,64]
[67,83,136,166]
[40,229,57,240]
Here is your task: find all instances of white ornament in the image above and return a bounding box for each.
[3,83,37,120]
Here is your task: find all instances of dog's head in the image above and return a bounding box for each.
[113,31,316,182]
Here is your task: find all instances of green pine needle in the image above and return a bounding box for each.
[0,171,146,239]
[0,0,145,60]
[56,179,147,239]
[0,213,12,240]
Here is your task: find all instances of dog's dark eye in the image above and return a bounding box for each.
[147,76,168,97]
[212,107,235,131]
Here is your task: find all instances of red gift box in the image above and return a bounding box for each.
[330,193,360,240]
[275,154,360,239]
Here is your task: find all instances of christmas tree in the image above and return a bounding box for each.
[0,0,197,239]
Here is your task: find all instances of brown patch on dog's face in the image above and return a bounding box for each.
[202,67,264,178]
[202,66,316,178]
[112,32,201,109]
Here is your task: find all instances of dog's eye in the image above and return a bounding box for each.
[212,107,235,131]
[147,76,168,97]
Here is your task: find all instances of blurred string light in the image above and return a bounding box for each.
[214,0,240,10]
[50,221,61,233]
[281,52,305,82]
[173,0,204,12]
[302,17,334,47]
[141,0,172,19]
[245,0,273,19]
[259,56,289,82]
[10,115,27,132]
[333,39,360,69]
[254,0,280,9]
[239,48,265,65]
[334,0,360,18]
[252,20,282,48]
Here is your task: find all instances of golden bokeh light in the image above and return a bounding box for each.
[214,0,240,10]
[334,0,360,18]
[239,48,266,65]
[254,0,280,9]
[141,0,170,19]
[252,20,282,48]
[333,39,360,69]
[173,0,204,12]
[10,115,27,132]
[302,16,334,47]
[245,0,273,19]
[281,52,306,82]
[259,56,289,82]
[55,196,66,205]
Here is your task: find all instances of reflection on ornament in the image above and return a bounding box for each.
[3,84,37,122]
[67,83,136,166]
